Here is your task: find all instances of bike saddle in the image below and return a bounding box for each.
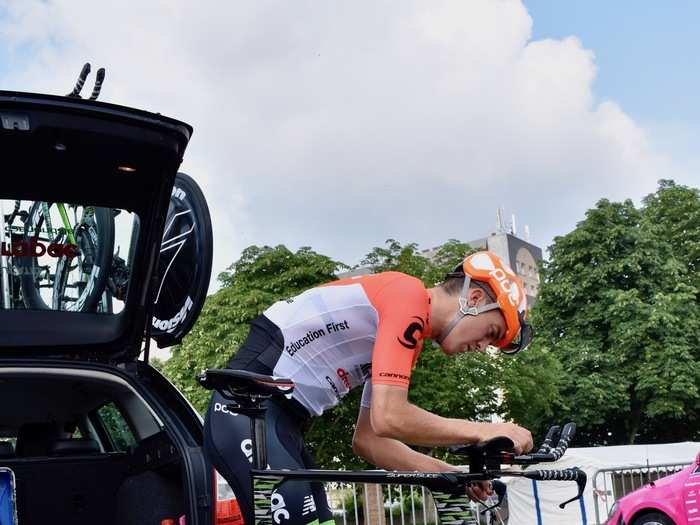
[198,368,295,400]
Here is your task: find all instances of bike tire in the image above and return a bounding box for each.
[631,512,675,525]
[151,172,213,347]
[20,203,115,312]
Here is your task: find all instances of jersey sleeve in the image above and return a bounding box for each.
[370,275,429,389]
[360,381,372,409]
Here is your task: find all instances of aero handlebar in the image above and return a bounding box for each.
[450,422,585,509]
[504,423,576,464]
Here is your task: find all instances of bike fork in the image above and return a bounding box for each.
[0,202,11,309]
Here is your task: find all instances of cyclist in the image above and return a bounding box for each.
[204,250,534,525]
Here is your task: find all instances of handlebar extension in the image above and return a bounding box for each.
[535,425,560,454]
[511,422,576,463]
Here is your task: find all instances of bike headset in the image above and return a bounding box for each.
[435,251,533,354]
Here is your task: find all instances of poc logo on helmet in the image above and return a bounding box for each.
[488,268,520,307]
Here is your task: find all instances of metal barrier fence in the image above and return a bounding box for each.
[325,482,507,525]
[592,462,690,524]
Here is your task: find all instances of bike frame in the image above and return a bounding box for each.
[241,398,581,525]
[55,203,77,245]
[240,394,488,525]
[250,468,483,525]
[0,200,100,311]
[199,369,586,525]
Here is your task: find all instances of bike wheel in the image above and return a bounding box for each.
[631,512,675,525]
[20,203,114,312]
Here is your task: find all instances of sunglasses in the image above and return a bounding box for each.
[500,311,534,355]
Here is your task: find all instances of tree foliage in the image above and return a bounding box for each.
[534,181,700,445]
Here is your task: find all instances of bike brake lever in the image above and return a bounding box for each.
[558,468,587,509]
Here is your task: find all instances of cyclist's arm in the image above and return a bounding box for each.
[366,384,533,453]
[368,383,486,447]
[366,276,483,446]
[352,406,454,471]
[353,406,493,501]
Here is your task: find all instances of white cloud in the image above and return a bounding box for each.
[0,0,693,286]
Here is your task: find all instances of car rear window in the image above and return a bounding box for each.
[0,199,139,314]
[96,402,137,452]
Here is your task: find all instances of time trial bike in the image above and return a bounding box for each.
[198,368,587,525]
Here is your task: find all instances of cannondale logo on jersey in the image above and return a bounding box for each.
[397,316,425,349]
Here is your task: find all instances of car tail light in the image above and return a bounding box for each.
[214,469,244,525]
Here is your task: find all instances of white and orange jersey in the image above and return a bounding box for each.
[258,272,431,416]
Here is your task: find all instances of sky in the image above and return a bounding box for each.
[0,0,698,293]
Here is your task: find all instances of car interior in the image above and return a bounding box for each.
[0,367,187,525]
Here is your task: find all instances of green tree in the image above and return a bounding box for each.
[163,245,344,412]
[642,180,700,290]
[497,341,564,437]
[535,185,700,445]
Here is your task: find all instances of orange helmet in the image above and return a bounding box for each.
[436,251,533,354]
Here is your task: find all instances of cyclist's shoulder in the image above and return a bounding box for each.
[322,271,424,292]
[374,271,425,292]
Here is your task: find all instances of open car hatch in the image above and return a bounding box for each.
[0,91,212,361]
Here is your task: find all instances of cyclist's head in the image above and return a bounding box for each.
[436,251,532,355]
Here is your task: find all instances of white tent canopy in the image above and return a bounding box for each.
[503,441,700,525]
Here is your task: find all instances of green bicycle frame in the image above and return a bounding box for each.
[55,203,77,245]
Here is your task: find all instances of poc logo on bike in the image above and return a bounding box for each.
[240,439,253,463]
[271,491,290,524]
[1,241,79,258]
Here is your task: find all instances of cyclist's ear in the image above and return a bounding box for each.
[466,286,487,306]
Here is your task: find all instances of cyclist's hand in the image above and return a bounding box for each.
[465,481,493,503]
[477,422,533,455]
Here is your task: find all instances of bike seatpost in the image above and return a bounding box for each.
[250,409,267,470]
[228,400,268,469]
